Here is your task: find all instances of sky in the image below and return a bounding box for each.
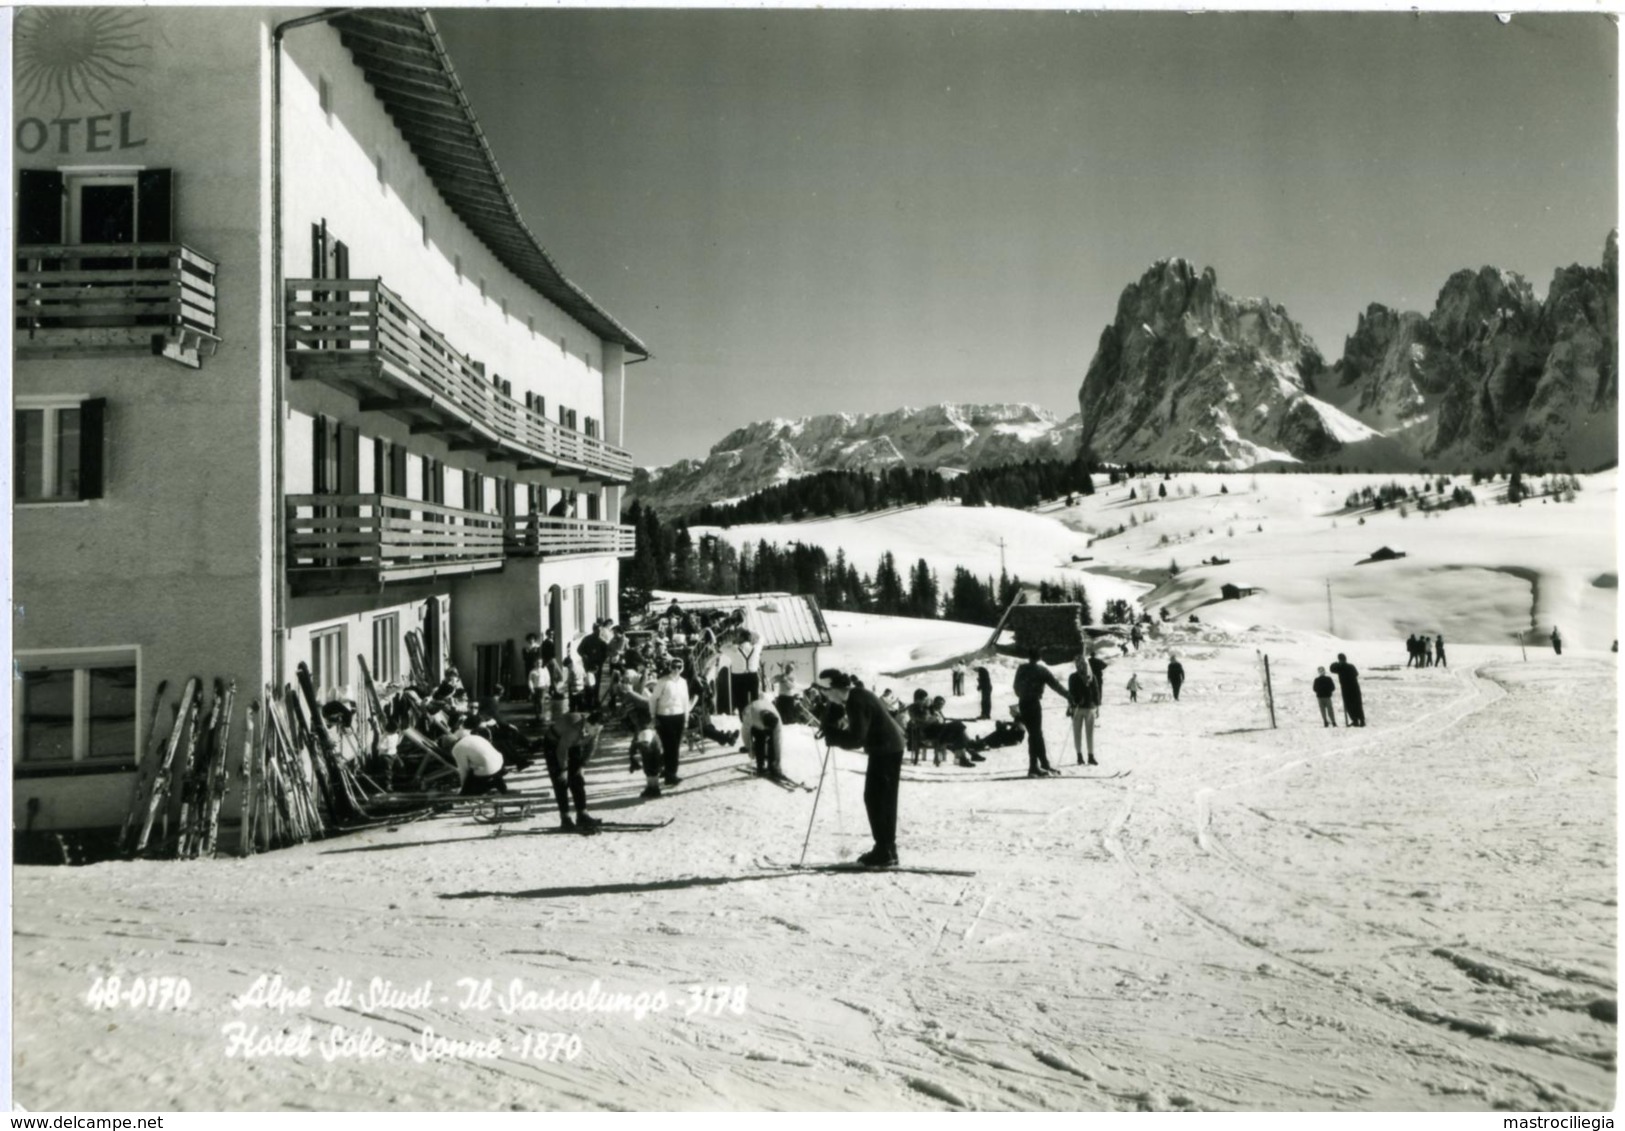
[434,10,1617,468]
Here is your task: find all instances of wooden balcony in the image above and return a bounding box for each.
[286,493,505,595]
[285,279,634,484]
[15,244,221,368]
[504,514,637,559]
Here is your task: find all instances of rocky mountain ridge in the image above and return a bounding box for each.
[628,403,1080,516]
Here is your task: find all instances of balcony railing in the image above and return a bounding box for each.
[505,514,637,558]
[15,243,221,368]
[285,279,634,483]
[286,493,505,594]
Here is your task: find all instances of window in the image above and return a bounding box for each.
[311,626,347,697]
[371,614,400,685]
[572,585,586,635]
[15,648,139,770]
[16,399,104,502]
[595,581,610,623]
[373,438,407,497]
[585,492,601,520]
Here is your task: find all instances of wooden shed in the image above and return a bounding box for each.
[665,592,833,708]
[999,603,1085,663]
[1219,583,1259,600]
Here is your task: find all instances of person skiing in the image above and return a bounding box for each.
[539,709,605,832]
[1013,652,1072,778]
[1435,634,1447,668]
[975,666,993,720]
[1312,667,1338,727]
[1068,656,1101,766]
[951,660,967,697]
[1167,656,1186,701]
[1328,653,1366,726]
[1551,626,1563,655]
[814,669,907,868]
[1126,673,1141,703]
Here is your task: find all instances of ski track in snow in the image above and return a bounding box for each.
[11,633,1617,1111]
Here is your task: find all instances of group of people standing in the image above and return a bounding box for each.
[1313,654,1367,727]
[1405,633,1447,668]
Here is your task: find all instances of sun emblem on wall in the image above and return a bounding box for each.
[15,7,154,116]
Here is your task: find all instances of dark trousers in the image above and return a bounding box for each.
[1342,693,1366,727]
[655,714,686,779]
[979,690,992,719]
[750,727,779,774]
[1017,697,1049,772]
[864,751,903,853]
[1170,678,1183,701]
[952,672,964,695]
[459,769,508,797]
[542,744,587,818]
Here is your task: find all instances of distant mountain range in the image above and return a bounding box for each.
[630,236,1616,516]
[628,404,1080,516]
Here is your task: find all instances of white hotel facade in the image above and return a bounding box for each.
[13,8,646,835]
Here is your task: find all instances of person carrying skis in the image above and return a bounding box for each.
[1312,667,1338,727]
[1013,652,1072,778]
[1328,653,1366,727]
[539,710,605,832]
[813,669,907,869]
[975,666,993,719]
[1068,656,1102,766]
[1167,656,1186,701]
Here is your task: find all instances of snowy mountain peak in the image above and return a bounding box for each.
[628,403,1081,516]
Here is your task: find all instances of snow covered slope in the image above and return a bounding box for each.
[700,469,1617,651]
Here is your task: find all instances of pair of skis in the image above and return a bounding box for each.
[120,678,243,859]
[736,766,815,792]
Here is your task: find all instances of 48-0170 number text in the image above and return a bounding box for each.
[87,975,193,1010]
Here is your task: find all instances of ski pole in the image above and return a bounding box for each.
[798,730,836,869]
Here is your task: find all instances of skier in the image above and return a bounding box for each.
[1551,626,1563,655]
[1312,667,1338,727]
[975,666,993,720]
[651,659,691,787]
[1435,634,1447,668]
[1167,655,1186,701]
[813,669,907,868]
[951,660,967,697]
[725,629,764,750]
[1013,652,1073,778]
[1126,673,1141,703]
[1068,656,1101,765]
[742,694,786,779]
[539,709,605,832]
[1328,653,1366,727]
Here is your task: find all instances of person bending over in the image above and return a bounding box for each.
[814,670,907,869]
[540,710,605,832]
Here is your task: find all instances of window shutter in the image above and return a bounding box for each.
[338,424,360,494]
[78,398,107,500]
[136,170,173,243]
[311,223,326,278]
[333,239,349,279]
[391,444,407,495]
[17,170,64,245]
[313,416,329,493]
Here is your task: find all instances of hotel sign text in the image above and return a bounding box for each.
[16,111,148,155]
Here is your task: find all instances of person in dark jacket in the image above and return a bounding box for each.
[1435,634,1447,668]
[1167,656,1186,701]
[975,666,993,719]
[1312,667,1338,727]
[1013,653,1072,778]
[1328,654,1366,726]
[1551,626,1563,655]
[1405,634,1419,668]
[1068,656,1102,765]
[1087,648,1109,715]
[815,669,908,868]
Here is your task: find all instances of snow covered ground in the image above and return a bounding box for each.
[10,471,1617,1112]
[11,616,1617,1111]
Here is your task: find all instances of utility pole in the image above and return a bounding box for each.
[997,537,1007,579]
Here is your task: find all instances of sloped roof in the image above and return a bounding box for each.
[1005,604,1084,649]
[660,593,833,649]
[329,9,648,358]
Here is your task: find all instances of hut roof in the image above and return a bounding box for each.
[659,593,832,649]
